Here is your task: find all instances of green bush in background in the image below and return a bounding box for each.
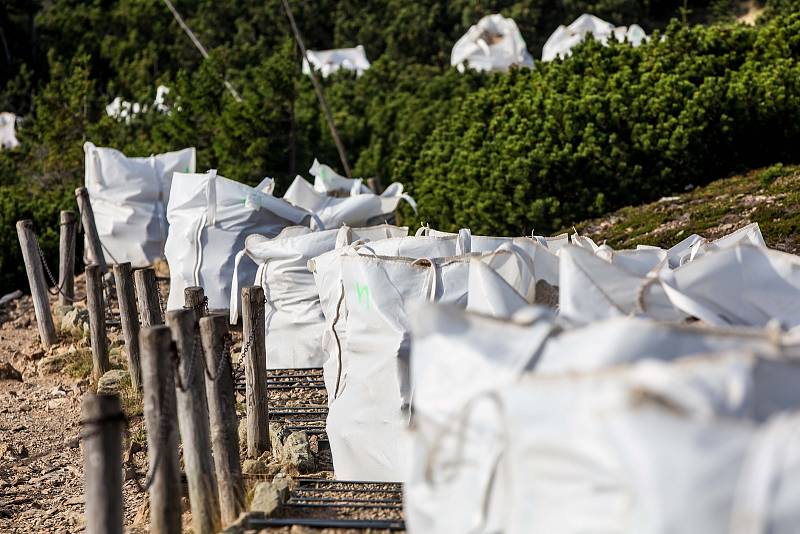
[0,0,798,291]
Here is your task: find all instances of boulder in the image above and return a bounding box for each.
[250,478,289,515]
[96,369,130,395]
[60,307,89,338]
[282,431,315,473]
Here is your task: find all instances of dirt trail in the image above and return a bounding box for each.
[0,286,180,533]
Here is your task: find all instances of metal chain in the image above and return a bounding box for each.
[33,228,87,303]
[130,375,175,493]
[232,296,267,382]
[174,326,201,392]
[204,333,233,382]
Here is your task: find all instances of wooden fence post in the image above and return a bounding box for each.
[15,220,57,349]
[367,176,383,194]
[134,268,163,328]
[139,325,182,534]
[242,286,269,459]
[81,393,124,534]
[75,187,108,273]
[184,286,206,317]
[112,262,141,391]
[85,264,109,381]
[58,210,77,306]
[200,313,245,525]
[166,308,221,534]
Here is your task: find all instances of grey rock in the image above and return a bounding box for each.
[250,479,288,515]
[60,307,89,338]
[269,422,291,459]
[96,369,130,395]
[282,431,315,473]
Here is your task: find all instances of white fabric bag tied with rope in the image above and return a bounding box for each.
[537,316,796,374]
[312,232,468,402]
[413,353,800,534]
[558,244,685,324]
[165,170,314,312]
[282,160,416,228]
[233,224,407,369]
[84,141,196,267]
[405,303,558,534]
[404,340,800,534]
[326,247,536,481]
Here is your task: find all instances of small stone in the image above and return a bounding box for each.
[49,385,66,397]
[0,362,22,381]
[250,480,288,515]
[25,349,44,361]
[96,369,130,395]
[60,307,89,338]
[282,431,315,473]
[242,459,268,475]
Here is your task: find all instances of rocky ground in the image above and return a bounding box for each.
[0,276,387,533]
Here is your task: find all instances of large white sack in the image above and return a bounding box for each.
[451,14,534,73]
[542,13,647,62]
[84,142,196,267]
[536,315,797,374]
[234,224,407,369]
[0,112,19,149]
[164,170,313,311]
[407,347,800,534]
[283,173,415,228]
[312,233,466,402]
[651,222,765,268]
[327,247,534,481]
[659,244,800,328]
[302,45,370,78]
[558,244,685,323]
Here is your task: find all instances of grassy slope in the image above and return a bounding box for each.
[571,164,800,254]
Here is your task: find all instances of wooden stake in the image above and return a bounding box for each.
[184,286,206,318]
[242,286,269,459]
[367,177,383,194]
[200,313,245,525]
[139,325,182,534]
[58,210,77,306]
[134,268,163,328]
[75,187,108,273]
[15,220,57,349]
[81,393,124,534]
[112,263,141,391]
[85,264,109,382]
[166,308,221,534]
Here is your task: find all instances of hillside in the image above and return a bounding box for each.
[572,164,800,254]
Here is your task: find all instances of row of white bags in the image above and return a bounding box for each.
[82,144,414,311]
[407,303,800,533]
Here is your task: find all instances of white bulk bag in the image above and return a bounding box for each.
[451,14,534,73]
[408,350,800,534]
[283,174,415,228]
[302,45,371,78]
[657,222,765,268]
[492,357,800,534]
[0,112,19,149]
[542,13,647,62]
[84,142,196,267]
[312,233,466,401]
[558,244,685,323]
[327,248,532,481]
[234,224,407,369]
[164,170,313,311]
[659,244,800,327]
[536,315,796,374]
